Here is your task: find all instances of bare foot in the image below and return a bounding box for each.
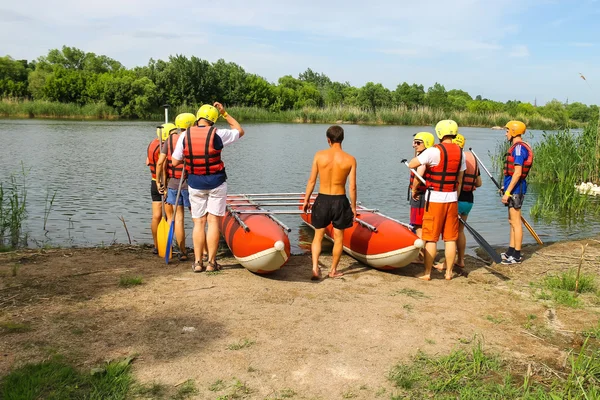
[311,268,322,281]
[445,273,453,280]
[433,263,446,272]
[416,273,431,281]
[412,258,425,265]
[328,271,344,279]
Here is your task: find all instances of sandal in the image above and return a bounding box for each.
[206,260,221,272]
[152,247,159,255]
[178,253,189,262]
[192,261,203,273]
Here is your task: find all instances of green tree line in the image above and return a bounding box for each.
[1,46,598,123]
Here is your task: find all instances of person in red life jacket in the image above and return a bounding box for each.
[156,113,196,261]
[408,132,435,263]
[501,120,533,265]
[433,133,481,272]
[146,124,170,254]
[408,119,466,281]
[171,102,244,273]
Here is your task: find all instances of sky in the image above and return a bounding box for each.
[1,0,599,106]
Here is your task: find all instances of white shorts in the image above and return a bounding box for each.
[189,182,228,218]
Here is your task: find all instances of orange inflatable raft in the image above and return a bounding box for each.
[220,195,291,274]
[301,202,424,270]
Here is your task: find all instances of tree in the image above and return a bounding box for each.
[0,56,31,98]
[425,82,448,109]
[393,82,425,108]
[357,82,392,112]
[298,68,331,88]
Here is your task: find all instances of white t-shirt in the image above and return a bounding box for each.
[417,146,467,203]
[172,127,240,161]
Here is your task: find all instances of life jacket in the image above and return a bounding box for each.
[166,132,184,179]
[183,125,225,176]
[147,138,161,180]
[504,141,533,178]
[424,143,463,192]
[407,151,427,201]
[461,151,479,192]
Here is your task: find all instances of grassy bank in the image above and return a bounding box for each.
[1,99,570,129]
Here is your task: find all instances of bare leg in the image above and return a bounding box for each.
[414,226,425,263]
[509,208,523,251]
[443,240,457,280]
[206,213,222,270]
[151,201,162,249]
[455,214,467,267]
[330,228,345,278]
[192,215,207,271]
[175,205,186,256]
[418,241,437,280]
[311,228,325,279]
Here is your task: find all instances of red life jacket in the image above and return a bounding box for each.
[183,125,225,176]
[504,141,533,178]
[409,173,427,194]
[424,143,463,192]
[461,151,479,192]
[147,138,160,180]
[166,133,184,179]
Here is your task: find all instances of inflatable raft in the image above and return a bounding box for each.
[301,201,424,270]
[220,195,291,274]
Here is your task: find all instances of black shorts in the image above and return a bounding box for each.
[311,193,354,230]
[150,180,162,202]
[505,193,525,209]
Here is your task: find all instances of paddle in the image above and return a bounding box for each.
[401,159,502,264]
[469,148,543,245]
[156,105,170,258]
[165,163,186,264]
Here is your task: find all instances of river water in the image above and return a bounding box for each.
[1,119,598,254]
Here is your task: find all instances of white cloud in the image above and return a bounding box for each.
[509,45,530,57]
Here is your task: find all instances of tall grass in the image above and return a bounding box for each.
[0,172,28,251]
[528,122,600,220]
[0,98,117,119]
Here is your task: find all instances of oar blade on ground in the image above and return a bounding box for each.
[157,216,169,258]
[165,221,175,264]
[459,218,502,264]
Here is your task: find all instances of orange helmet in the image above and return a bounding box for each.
[505,121,526,137]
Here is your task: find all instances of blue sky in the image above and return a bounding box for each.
[1,0,599,105]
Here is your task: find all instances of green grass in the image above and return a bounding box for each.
[172,379,198,400]
[0,356,134,400]
[227,338,255,350]
[118,275,143,287]
[211,378,252,400]
[582,321,600,338]
[534,270,598,308]
[387,340,600,399]
[390,288,430,299]
[0,321,32,334]
[0,98,117,119]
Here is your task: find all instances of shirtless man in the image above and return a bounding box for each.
[302,125,357,280]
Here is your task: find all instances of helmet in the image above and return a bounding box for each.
[452,133,465,149]
[196,104,219,124]
[413,132,435,149]
[435,119,459,140]
[156,123,176,141]
[505,120,526,137]
[175,113,196,130]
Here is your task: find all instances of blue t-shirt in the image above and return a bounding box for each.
[503,143,528,195]
[187,133,227,190]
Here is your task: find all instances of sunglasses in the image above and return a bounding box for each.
[413,140,424,145]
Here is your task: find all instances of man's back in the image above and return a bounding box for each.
[315,147,355,195]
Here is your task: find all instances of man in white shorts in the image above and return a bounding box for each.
[171,102,244,272]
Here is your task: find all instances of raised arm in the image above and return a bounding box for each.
[214,102,244,137]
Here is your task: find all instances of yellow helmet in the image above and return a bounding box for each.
[434,119,459,140]
[413,132,435,149]
[452,133,465,149]
[505,120,526,137]
[196,104,219,124]
[156,123,176,141]
[175,113,196,130]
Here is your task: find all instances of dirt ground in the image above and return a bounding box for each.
[1,238,600,399]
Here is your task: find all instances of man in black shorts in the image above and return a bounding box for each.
[302,125,357,279]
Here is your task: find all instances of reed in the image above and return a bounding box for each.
[0,172,28,250]
[0,98,118,119]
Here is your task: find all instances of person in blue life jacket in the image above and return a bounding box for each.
[171,103,245,273]
[501,120,534,265]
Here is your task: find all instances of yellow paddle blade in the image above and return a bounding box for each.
[157,217,171,258]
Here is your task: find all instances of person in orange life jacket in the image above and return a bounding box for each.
[171,102,245,273]
[408,120,466,281]
[501,120,533,265]
[433,133,481,272]
[146,125,170,254]
[156,113,196,261]
[408,132,435,263]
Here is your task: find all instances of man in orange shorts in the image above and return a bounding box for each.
[408,120,466,280]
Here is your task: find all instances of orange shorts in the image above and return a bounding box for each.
[421,201,459,242]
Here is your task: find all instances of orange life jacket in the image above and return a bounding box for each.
[147,138,161,180]
[424,143,463,192]
[461,151,479,192]
[504,141,533,178]
[166,133,184,179]
[183,125,225,176]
